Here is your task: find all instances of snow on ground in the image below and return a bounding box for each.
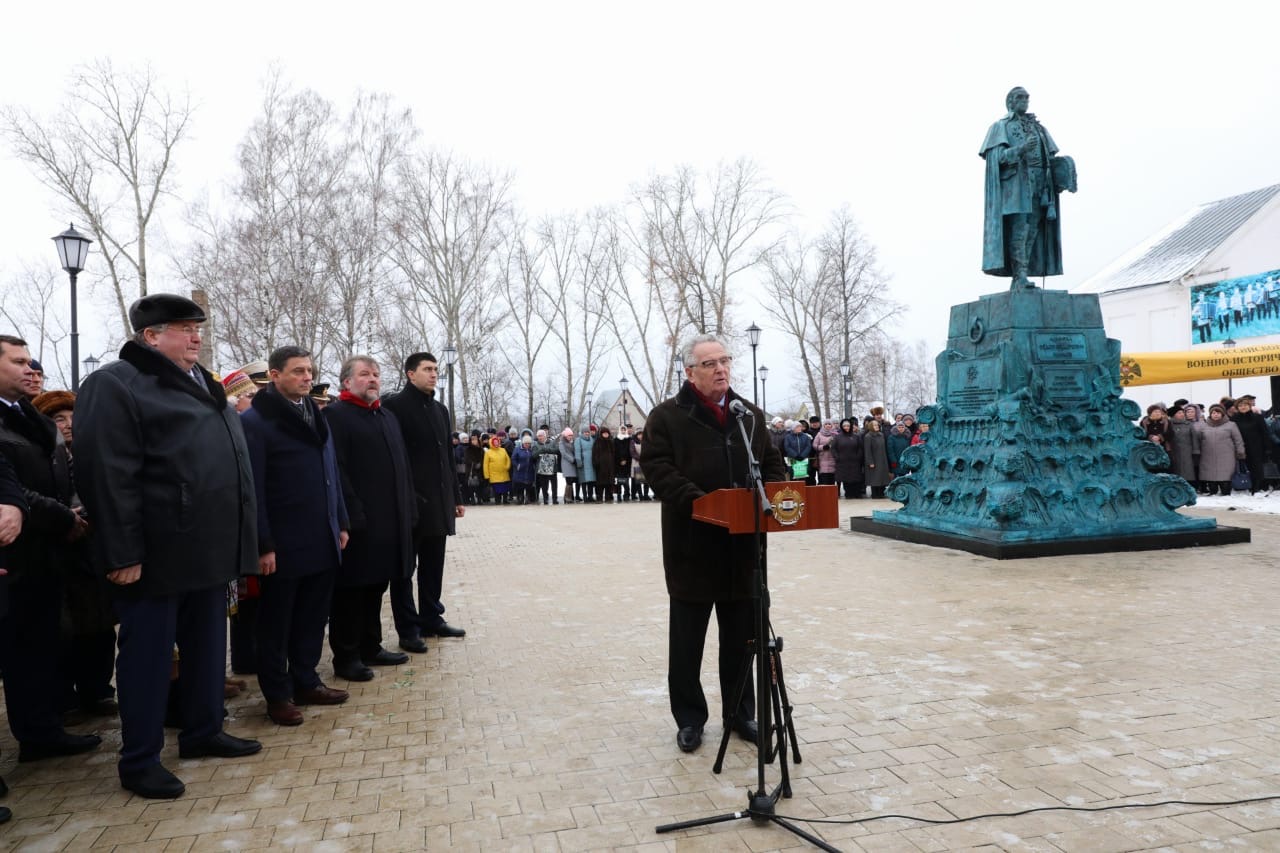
[1193,491,1280,515]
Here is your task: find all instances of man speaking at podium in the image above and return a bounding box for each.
[643,333,787,753]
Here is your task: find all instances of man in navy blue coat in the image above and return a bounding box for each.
[241,346,350,726]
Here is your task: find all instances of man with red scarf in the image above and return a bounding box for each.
[323,356,416,682]
[643,333,787,754]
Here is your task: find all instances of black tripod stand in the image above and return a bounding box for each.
[656,404,839,852]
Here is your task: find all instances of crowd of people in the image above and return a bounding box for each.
[1138,395,1279,496]
[0,294,467,810]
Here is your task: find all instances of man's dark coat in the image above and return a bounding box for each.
[642,382,787,602]
[382,384,460,538]
[241,386,348,577]
[73,341,258,597]
[323,399,415,586]
[0,399,76,582]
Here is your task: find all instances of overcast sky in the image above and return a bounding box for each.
[2,1,1278,400]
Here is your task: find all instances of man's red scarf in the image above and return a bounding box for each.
[338,389,381,410]
[687,382,727,427]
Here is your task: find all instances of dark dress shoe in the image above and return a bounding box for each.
[398,636,428,654]
[120,764,185,799]
[295,685,349,706]
[363,649,409,666]
[267,701,304,726]
[733,719,759,744]
[0,805,9,823]
[425,622,466,638]
[335,663,375,682]
[676,726,703,753]
[178,731,262,760]
[19,732,102,763]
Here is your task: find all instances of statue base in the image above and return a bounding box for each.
[849,516,1249,560]
[865,288,1247,553]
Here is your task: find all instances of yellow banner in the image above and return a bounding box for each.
[1119,343,1280,387]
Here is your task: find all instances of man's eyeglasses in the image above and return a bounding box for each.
[695,356,733,370]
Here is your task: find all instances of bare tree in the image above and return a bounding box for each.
[390,150,513,423]
[4,59,192,336]
[0,262,71,387]
[496,224,556,426]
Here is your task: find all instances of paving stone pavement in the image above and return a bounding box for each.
[1,498,1278,852]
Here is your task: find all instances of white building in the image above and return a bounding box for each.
[1074,183,1280,410]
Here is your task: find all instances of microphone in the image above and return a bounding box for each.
[728,399,753,418]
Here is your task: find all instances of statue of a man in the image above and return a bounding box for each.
[980,87,1076,289]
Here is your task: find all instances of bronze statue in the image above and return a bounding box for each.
[980,87,1076,288]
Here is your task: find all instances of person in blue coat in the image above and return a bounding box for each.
[575,425,599,501]
[240,346,350,727]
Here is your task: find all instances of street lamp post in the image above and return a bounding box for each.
[840,361,851,420]
[619,376,629,427]
[672,354,684,393]
[441,343,458,433]
[83,353,101,378]
[746,322,761,405]
[758,365,769,418]
[52,224,93,391]
[1223,337,1238,397]
[585,391,594,426]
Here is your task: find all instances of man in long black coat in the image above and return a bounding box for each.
[382,352,465,653]
[643,334,787,754]
[0,335,99,766]
[0,450,26,824]
[324,356,416,682]
[75,295,262,800]
[241,346,351,725]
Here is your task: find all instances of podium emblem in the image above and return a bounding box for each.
[773,486,805,526]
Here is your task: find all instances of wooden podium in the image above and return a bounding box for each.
[692,482,839,534]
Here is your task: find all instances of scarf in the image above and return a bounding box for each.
[687,382,727,428]
[338,389,381,410]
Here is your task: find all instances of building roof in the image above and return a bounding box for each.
[1073,183,1280,295]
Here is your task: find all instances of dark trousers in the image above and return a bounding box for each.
[114,584,226,773]
[0,573,67,745]
[256,569,336,703]
[330,580,390,666]
[391,536,448,640]
[229,595,259,674]
[536,474,558,503]
[668,597,754,730]
[58,628,117,710]
[841,480,865,498]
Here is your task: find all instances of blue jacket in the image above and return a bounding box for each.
[241,386,347,578]
[574,434,597,482]
[511,445,537,484]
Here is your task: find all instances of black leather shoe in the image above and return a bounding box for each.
[733,719,759,744]
[363,649,409,666]
[120,764,185,799]
[335,663,375,682]
[0,805,9,823]
[18,732,102,763]
[398,636,428,654]
[676,726,703,753]
[425,623,466,638]
[178,732,262,760]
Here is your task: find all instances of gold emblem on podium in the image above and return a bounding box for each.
[772,486,804,527]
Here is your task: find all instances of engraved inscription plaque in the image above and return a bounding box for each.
[1041,366,1089,404]
[1033,332,1088,362]
[946,357,1001,416]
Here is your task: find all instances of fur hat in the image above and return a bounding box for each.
[128,293,206,332]
[32,389,75,417]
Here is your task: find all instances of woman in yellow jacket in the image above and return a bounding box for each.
[483,435,512,505]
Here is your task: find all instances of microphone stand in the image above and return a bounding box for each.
[656,402,835,851]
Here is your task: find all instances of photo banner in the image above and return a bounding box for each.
[1189,267,1280,345]
[1119,343,1280,387]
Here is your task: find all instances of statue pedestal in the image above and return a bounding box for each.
[857,288,1248,557]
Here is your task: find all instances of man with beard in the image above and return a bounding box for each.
[324,356,416,681]
[241,346,350,725]
[383,352,466,655]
